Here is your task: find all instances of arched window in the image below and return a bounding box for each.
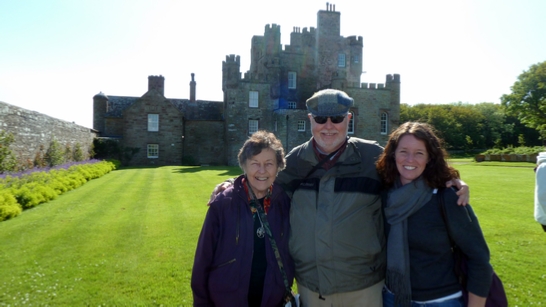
[348,111,355,134]
[380,112,388,135]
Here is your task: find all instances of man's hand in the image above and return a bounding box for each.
[446,178,469,206]
[207,178,235,205]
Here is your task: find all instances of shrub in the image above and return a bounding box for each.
[480,146,545,155]
[0,160,116,220]
[0,189,21,221]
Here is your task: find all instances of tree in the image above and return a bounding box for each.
[0,130,17,173]
[501,61,546,139]
[45,138,65,167]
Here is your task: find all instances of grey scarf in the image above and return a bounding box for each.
[384,177,433,307]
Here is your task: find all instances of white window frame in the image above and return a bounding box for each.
[381,112,388,135]
[148,114,159,132]
[288,101,297,109]
[348,111,355,134]
[249,120,259,134]
[297,120,306,132]
[249,91,259,108]
[288,72,297,89]
[338,53,346,67]
[147,144,159,158]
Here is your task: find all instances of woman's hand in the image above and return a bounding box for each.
[467,292,486,307]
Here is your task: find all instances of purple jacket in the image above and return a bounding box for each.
[191,175,294,307]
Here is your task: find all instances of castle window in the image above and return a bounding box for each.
[288,72,297,89]
[297,120,306,132]
[348,111,355,134]
[338,53,346,67]
[148,114,159,132]
[353,55,359,63]
[249,120,259,134]
[274,120,278,132]
[288,101,297,109]
[249,91,259,108]
[147,144,159,158]
[381,112,388,135]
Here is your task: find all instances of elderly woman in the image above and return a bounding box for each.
[191,130,294,307]
[376,122,493,307]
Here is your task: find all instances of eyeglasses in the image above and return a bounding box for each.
[312,115,346,124]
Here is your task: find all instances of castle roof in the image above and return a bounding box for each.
[93,92,108,99]
[104,95,223,121]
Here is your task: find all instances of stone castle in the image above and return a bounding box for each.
[93,3,400,166]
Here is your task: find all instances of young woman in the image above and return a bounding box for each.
[376,122,492,307]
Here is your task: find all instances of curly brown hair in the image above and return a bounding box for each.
[376,122,459,188]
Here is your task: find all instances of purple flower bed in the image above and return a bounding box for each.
[0,159,103,180]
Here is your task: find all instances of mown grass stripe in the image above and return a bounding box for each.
[1,164,544,305]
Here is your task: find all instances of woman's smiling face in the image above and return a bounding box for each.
[395,134,430,185]
[243,148,278,198]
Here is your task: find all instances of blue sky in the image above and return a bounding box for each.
[1,0,545,128]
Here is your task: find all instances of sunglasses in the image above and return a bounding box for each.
[312,115,346,124]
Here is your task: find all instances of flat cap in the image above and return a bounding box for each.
[306,89,354,116]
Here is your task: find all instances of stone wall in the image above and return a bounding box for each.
[0,101,96,165]
[183,121,225,165]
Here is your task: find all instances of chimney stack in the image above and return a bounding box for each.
[190,73,196,102]
[148,75,165,96]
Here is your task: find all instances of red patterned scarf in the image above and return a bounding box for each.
[242,177,272,214]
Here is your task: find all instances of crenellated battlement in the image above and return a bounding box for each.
[224,54,240,64]
[265,23,281,33]
[347,35,363,46]
[358,74,400,89]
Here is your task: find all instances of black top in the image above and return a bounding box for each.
[248,198,267,307]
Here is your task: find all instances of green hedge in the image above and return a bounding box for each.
[0,160,116,221]
[480,146,545,155]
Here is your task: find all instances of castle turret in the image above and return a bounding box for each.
[348,36,364,85]
[93,92,108,134]
[315,3,342,89]
[190,73,196,102]
[387,74,401,126]
[264,24,282,57]
[222,54,241,91]
[317,3,340,37]
[148,75,165,96]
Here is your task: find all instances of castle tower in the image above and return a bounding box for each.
[148,75,165,96]
[348,36,364,85]
[315,3,342,89]
[93,92,108,134]
[264,24,282,57]
[222,55,241,91]
[387,74,401,127]
[190,73,196,102]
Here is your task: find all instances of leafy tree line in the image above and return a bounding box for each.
[401,60,546,151]
[400,102,541,151]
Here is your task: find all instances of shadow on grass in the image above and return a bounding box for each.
[116,165,162,170]
[172,166,242,177]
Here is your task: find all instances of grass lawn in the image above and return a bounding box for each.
[0,162,544,306]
